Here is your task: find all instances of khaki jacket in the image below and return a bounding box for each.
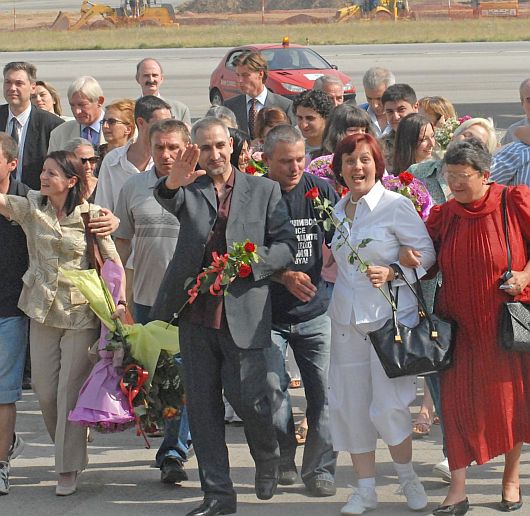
[3,191,118,329]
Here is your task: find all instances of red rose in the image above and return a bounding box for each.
[244,242,256,253]
[399,172,414,186]
[305,186,319,200]
[245,165,257,175]
[238,263,252,278]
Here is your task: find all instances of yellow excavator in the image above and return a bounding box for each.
[51,0,179,30]
[336,0,415,21]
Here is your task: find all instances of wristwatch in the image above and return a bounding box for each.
[389,263,403,281]
[117,300,128,308]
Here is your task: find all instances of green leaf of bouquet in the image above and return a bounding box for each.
[359,238,372,248]
[323,218,332,232]
[358,263,368,273]
[348,253,356,265]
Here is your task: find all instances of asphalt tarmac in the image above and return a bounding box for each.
[3,384,529,515]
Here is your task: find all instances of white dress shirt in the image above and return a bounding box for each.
[95,139,153,212]
[246,87,268,117]
[7,104,31,180]
[328,181,435,327]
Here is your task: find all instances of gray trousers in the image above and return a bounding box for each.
[179,319,280,501]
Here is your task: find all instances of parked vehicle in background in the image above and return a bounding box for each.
[209,40,356,105]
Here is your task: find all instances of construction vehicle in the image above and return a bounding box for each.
[336,0,414,21]
[51,0,179,30]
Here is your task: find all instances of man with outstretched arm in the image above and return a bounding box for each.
[151,117,297,516]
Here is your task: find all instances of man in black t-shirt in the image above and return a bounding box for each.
[0,133,29,495]
[264,125,339,497]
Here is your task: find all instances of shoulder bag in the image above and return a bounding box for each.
[368,265,455,378]
[499,188,530,351]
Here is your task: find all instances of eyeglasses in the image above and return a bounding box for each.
[443,171,480,182]
[101,118,125,126]
[80,156,99,165]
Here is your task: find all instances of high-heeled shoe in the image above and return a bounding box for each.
[499,488,523,512]
[432,497,469,515]
[56,471,78,496]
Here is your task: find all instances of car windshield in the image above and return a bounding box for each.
[260,48,332,71]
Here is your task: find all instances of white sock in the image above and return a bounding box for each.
[358,477,376,490]
[393,461,416,483]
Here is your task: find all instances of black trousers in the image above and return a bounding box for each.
[179,319,280,501]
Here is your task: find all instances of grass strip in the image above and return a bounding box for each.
[0,18,529,51]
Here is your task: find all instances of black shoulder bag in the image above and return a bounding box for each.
[368,265,455,379]
[499,188,530,351]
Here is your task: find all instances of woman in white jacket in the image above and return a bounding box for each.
[327,133,436,515]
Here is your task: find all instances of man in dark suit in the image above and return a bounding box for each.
[1,62,63,190]
[224,51,295,138]
[152,117,297,516]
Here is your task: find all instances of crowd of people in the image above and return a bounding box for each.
[0,52,530,516]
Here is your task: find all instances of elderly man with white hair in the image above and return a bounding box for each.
[48,76,105,152]
[359,67,396,138]
[312,75,345,107]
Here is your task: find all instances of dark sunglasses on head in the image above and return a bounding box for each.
[81,156,99,165]
[101,118,125,126]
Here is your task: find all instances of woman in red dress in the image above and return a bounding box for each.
[426,139,530,515]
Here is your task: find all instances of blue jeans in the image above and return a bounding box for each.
[267,313,337,485]
[425,373,446,457]
[0,316,29,404]
[134,303,191,467]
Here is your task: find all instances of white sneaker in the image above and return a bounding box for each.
[0,461,10,495]
[432,458,451,482]
[341,486,378,515]
[8,434,24,461]
[399,476,428,511]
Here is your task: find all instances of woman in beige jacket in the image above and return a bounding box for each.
[0,151,126,496]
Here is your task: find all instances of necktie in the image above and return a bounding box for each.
[248,98,257,139]
[10,118,20,144]
[83,126,94,146]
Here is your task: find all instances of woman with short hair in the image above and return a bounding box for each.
[426,138,530,515]
[328,133,435,515]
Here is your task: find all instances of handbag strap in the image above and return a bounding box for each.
[81,210,104,274]
[502,187,512,274]
[391,264,430,316]
[386,264,439,340]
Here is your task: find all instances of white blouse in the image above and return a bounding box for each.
[328,181,436,327]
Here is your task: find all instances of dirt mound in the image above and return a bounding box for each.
[281,13,327,23]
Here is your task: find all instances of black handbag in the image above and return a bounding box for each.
[368,265,455,379]
[499,188,530,352]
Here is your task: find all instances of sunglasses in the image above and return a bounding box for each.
[81,156,99,165]
[101,118,126,126]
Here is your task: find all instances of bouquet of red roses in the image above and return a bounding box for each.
[169,240,260,325]
[187,240,259,301]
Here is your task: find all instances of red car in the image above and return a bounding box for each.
[209,42,356,105]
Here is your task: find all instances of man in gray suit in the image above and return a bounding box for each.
[136,57,191,127]
[152,117,297,516]
[48,76,105,152]
[224,51,295,138]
